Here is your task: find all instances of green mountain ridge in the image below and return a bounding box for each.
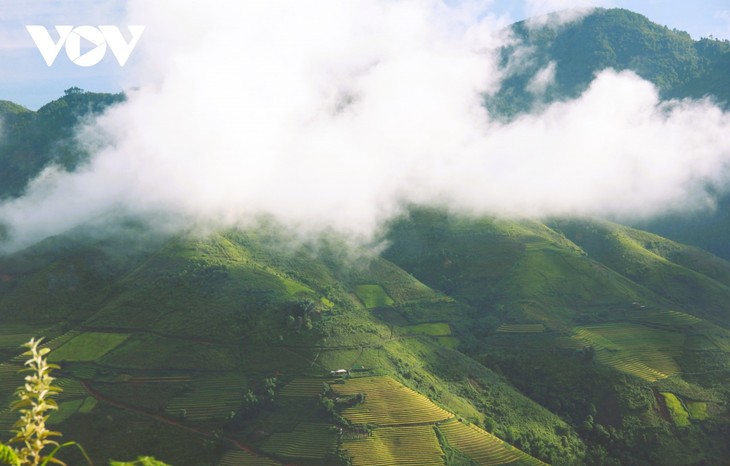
[491,8,730,118]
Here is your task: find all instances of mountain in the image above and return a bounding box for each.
[488,8,730,261]
[0,210,729,465]
[0,87,124,200]
[490,8,730,118]
[1,7,730,466]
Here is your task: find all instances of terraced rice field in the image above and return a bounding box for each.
[261,422,337,460]
[10,331,81,362]
[0,409,15,433]
[330,376,453,426]
[355,284,395,308]
[55,377,88,400]
[279,378,330,397]
[573,323,683,381]
[164,375,246,421]
[597,350,679,382]
[50,332,130,362]
[0,325,50,348]
[661,392,691,426]
[342,425,445,466]
[402,322,452,336]
[496,323,545,333]
[438,420,547,466]
[0,363,22,397]
[633,309,701,327]
[217,450,281,466]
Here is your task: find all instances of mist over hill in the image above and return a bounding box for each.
[1,5,730,466]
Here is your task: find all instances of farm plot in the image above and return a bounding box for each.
[574,323,683,381]
[342,425,445,466]
[496,323,545,333]
[10,331,81,362]
[632,309,701,327]
[0,363,22,397]
[355,284,394,308]
[330,376,453,426]
[661,392,691,426]
[164,374,246,421]
[438,419,547,466]
[55,377,87,400]
[260,422,337,460]
[0,409,15,433]
[218,450,281,466]
[279,378,330,397]
[402,322,452,336]
[0,324,51,347]
[50,332,130,362]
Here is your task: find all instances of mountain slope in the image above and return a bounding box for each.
[0,226,585,465]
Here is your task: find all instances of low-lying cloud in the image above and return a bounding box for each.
[2,0,730,252]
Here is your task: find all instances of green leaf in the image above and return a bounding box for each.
[0,444,20,466]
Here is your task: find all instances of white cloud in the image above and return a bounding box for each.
[1,1,730,252]
[524,0,605,26]
[526,61,557,95]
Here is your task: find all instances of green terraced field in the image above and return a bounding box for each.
[0,409,15,433]
[50,332,130,362]
[164,375,247,421]
[496,323,545,333]
[632,309,702,327]
[343,425,445,466]
[573,323,683,381]
[279,378,330,397]
[355,284,395,308]
[217,450,281,466]
[330,376,453,426]
[686,401,709,420]
[260,422,337,460]
[438,419,547,466]
[661,392,691,426]
[402,322,452,336]
[0,363,21,397]
[55,377,88,400]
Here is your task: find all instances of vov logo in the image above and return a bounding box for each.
[26,25,145,67]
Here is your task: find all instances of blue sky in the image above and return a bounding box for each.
[1,0,729,110]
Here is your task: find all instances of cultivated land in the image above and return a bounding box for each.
[1,8,730,465]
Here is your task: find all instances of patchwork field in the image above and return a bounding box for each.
[438,419,547,466]
[279,377,330,397]
[342,425,445,466]
[217,450,281,466]
[163,374,247,421]
[260,422,338,460]
[402,322,452,336]
[661,392,691,426]
[330,376,453,426]
[355,284,395,308]
[572,323,683,381]
[50,332,130,362]
[496,323,546,333]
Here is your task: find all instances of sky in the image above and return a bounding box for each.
[1,0,729,110]
[0,0,730,253]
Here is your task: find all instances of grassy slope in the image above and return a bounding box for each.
[384,208,730,465]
